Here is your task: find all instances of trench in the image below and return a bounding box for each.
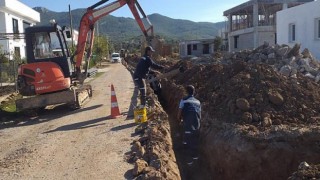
[152,87,209,180]
[156,64,320,180]
[158,78,320,180]
[126,56,320,180]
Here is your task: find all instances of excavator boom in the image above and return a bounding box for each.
[75,0,153,84]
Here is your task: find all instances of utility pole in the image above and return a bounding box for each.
[69,5,74,49]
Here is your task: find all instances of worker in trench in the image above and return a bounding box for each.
[133,46,165,106]
[177,85,201,166]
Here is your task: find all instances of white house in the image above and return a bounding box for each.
[277,0,320,60]
[0,0,40,60]
[224,0,313,52]
[179,39,214,58]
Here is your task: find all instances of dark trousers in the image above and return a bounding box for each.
[184,129,200,164]
[134,77,146,105]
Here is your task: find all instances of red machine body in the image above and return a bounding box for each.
[16,0,153,110]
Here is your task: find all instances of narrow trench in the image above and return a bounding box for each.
[155,89,210,180]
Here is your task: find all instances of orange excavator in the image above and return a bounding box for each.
[15,0,154,111]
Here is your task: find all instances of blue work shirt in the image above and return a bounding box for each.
[179,95,201,131]
[133,55,164,79]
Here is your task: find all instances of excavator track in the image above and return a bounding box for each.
[16,84,92,111]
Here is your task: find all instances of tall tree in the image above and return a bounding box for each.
[93,35,109,66]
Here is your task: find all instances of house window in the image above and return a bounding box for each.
[12,18,19,34]
[316,18,320,39]
[23,21,31,32]
[203,44,209,54]
[14,47,21,58]
[193,44,197,50]
[289,23,296,42]
[234,36,239,49]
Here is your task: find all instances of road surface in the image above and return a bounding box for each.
[0,63,139,179]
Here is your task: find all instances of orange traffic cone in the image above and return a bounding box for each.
[110,84,121,118]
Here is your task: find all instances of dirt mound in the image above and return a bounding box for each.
[126,49,320,179]
[171,60,320,127]
[124,59,180,180]
[129,92,180,179]
[161,59,320,179]
[289,162,320,180]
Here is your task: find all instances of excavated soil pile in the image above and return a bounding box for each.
[168,60,320,126]
[123,58,180,180]
[288,162,320,180]
[125,49,320,179]
[161,59,320,179]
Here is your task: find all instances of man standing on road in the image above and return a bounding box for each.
[133,46,165,106]
[178,85,201,166]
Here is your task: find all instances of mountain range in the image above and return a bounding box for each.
[33,7,225,42]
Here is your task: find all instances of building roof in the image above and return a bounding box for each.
[180,38,215,44]
[223,0,314,16]
[0,0,40,23]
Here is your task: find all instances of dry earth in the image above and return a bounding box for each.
[161,59,320,180]
[0,63,139,179]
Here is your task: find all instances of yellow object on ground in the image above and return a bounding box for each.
[134,107,147,123]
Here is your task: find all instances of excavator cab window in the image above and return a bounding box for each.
[65,30,71,38]
[32,31,68,59]
[33,32,53,59]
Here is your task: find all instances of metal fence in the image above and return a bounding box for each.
[0,60,18,88]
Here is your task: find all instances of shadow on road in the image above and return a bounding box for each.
[110,122,136,131]
[44,116,109,133]
[0,104,103,130]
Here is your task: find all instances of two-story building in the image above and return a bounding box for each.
[277,0,320,60]
[223,0,313,52]
[0,0,40,60]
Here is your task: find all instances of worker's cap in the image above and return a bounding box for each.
[145,46,155,52]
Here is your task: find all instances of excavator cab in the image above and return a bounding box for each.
[25,24,73,78]
[17,24,73,96]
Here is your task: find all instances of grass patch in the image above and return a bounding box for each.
[0,99,17,112]
[94,72,104,78]
[0,93,22,113]
[96,64,111,68]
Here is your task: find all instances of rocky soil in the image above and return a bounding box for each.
[158,43,320,179]
[288,162,320,180]
[124,59,181,180]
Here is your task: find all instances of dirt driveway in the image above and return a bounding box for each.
[0,63,139,179]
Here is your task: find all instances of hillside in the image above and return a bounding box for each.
[33,7,225,42]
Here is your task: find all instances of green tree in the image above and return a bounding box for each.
[93,35,109,66]
[213,36,222,52]
[0,47,9,64]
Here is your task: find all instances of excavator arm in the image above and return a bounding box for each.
[75,0,153,84]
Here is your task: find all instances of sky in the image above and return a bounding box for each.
[19,0,248,23]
